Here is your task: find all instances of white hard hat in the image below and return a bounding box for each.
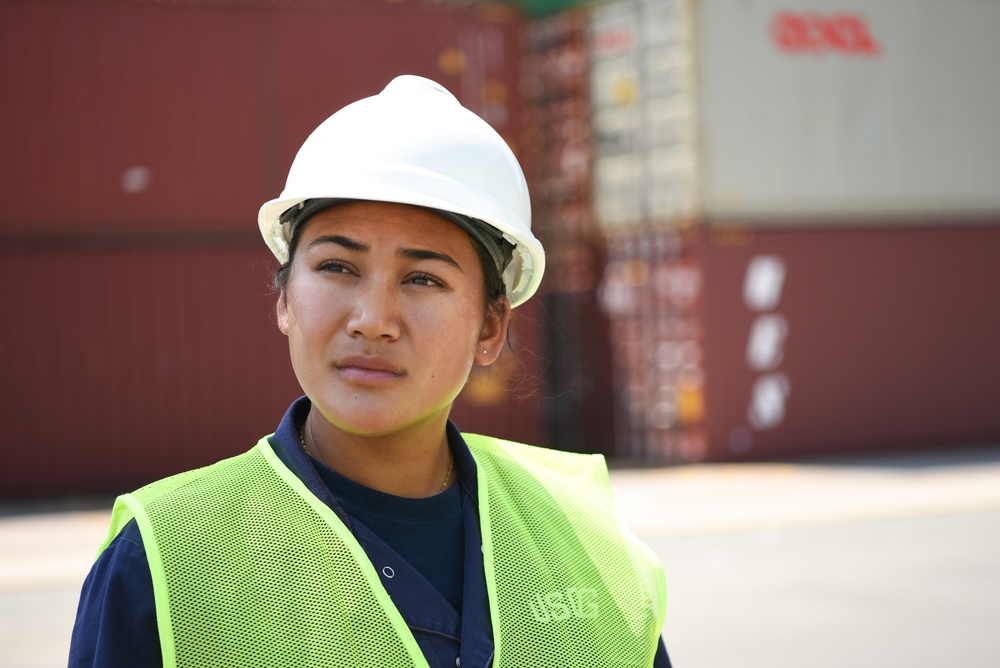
[258,75,545,308]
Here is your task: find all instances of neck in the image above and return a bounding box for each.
[302,409,454,499]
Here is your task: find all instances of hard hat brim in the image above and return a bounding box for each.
[258,192,544,308]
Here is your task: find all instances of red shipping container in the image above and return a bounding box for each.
[599,222,1000,462]
[2,242,300,496]
[0,0,542,498]
[0,0,524,235]
[520,12,617,456]
[698,222,1000,461]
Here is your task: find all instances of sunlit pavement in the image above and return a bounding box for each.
[612,446,1000,537]
[4,446,1000,667]
[612,446,1000,668]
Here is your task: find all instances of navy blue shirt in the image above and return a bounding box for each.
[70,398,671,667]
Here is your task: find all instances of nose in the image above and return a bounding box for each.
[346,279,401,342]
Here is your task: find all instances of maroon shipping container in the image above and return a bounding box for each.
[600,227,707,461]
[697,221,1000,461]
[0,0,543,498]
[0,0,524,235]
[2,242,301,496]
[2,241,545,498]
[599,222,1000,462]
[520,12,617,456]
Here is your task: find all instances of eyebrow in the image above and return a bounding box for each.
[306,234,463,272]
[307,234,367,253]
[400,248,463,272]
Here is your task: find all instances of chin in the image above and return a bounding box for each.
[316,401,452,439]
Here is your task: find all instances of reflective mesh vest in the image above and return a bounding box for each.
[100,434,666,668]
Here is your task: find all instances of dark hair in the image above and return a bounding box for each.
[272,212,508,327]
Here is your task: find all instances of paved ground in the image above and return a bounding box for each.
[611,446,1000,667]
[3,445,1000,667]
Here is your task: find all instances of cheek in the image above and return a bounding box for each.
[426,309,483,370]
[284,279,340,332]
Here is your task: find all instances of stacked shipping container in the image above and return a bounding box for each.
[520,12,617,456]
[587,0,707,460]
[1,0,542,497]
[583,0,1000,461]
[4,0,1000,496]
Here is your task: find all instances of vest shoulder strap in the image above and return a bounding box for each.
[104,439,428,668]
[465,433,666,667]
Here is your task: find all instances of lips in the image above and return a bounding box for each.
[335,355,404,384]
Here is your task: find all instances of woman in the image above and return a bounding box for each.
[71,76,670,667]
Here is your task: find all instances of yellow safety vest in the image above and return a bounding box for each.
[100,434,665,667]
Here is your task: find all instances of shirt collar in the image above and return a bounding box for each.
[269,397,482,519]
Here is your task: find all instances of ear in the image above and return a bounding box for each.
[276,290,290,336]
[475,298,512,366]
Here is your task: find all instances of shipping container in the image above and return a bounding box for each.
[589,0,699,228]
[0,0,542,498]
[599,223,1000,461]
[2,242,300,497]
[0,0,525,235]
[582,0,1000,460]
[588,0,1000,226]
[600,227,706,460]
[696,222,1000,460]
[1,240,544,498]
[521,11,617,455]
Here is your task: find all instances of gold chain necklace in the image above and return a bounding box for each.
[439,452,454,493]
[299,424,454,492]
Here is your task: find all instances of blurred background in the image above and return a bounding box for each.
[3,0,999,498]
[2,1,1000,666]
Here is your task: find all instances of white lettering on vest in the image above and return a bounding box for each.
[529,587,600,622]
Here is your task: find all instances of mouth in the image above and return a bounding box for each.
[335,355,404,384]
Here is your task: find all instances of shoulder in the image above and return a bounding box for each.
[71,519,162,667]
[464,434,611,490]
[94,518,149,570]
[463,433,617,513]
[129,444,266,511]
[98,444,272,555]
[463,433,607,477]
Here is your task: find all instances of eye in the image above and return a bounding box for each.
[408,272,446,288]
[316,260,353,274]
